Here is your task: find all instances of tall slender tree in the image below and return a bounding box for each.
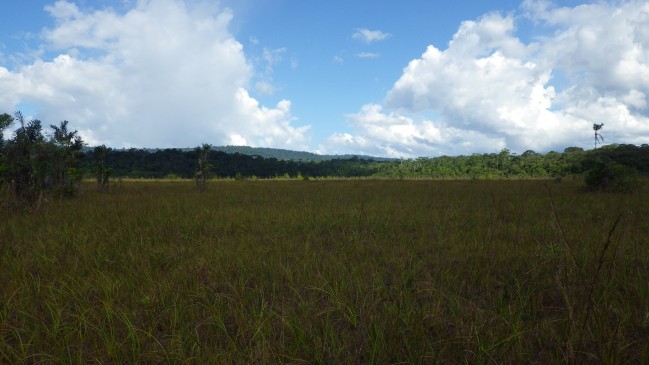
[94,145,112,191]
[0,113,14,191]
[49,120,84,195]
[593,123,604,149]
[195,143,212,191]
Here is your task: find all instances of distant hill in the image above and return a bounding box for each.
[83,145,394,162]
[210,146,394,162]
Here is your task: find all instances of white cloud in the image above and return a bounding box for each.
[332,1,649,157]
[0,0,309,149]
[352,28,391,44]
[323,104,505,158]
[44,1,83,21]
[356,52,380,59]
[262,47,286,73]
[255,80,276,96]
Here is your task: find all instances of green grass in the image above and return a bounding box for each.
[1,180,648,363]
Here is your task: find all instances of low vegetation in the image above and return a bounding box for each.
[1,180,647,363]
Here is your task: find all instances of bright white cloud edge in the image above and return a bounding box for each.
[324,0,649,158]
[0,0,310,150]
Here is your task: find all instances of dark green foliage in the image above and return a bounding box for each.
[194,143,211,191]
[580,144,648,192]
[0,113,15,188]
[78,149,380,179]
[0,111,84,206]
[377,145,648,180]
[49,120,84,197]
[94,145,111,191]
[76,144,649,181]
[210,145,393,161]
[584,159,640,192]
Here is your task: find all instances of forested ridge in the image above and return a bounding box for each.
[84,145,393,162]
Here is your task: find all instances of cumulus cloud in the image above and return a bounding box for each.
[352,28,391,44]
[0,0,310,149]
[331,1,649,157]
[325,104,505,158]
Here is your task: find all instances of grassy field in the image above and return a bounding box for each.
[1,180,648,364]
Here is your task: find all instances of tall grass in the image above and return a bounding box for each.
[1,180,647,363]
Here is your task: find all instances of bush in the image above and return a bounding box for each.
[584,160,640,192]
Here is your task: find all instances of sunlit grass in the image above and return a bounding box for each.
[1,180,647,363]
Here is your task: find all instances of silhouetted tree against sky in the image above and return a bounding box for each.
[593,123,604,149]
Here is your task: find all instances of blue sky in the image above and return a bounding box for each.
[1,1,648,157]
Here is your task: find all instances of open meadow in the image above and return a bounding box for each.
[1,179,648,364]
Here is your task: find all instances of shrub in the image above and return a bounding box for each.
[584,160,640,192]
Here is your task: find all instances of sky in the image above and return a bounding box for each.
[1,0,648,158]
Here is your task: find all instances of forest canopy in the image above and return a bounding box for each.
[76,144,649,180]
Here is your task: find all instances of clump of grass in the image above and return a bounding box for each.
[0,180,647,363]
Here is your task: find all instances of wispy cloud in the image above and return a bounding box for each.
[255,81,276,96]
[262,47,287,73]
[352,28,391,44]
[356,52,380,59]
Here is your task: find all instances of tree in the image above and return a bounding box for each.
[584,159,639,192]
[1,111,85,206]
[0,113,12,146]
[0,113,14,191]
[49,120,84,196]
[195,143,212,191]
[593,123,604,149]
[94,145,112,191]
[3,112,47,200]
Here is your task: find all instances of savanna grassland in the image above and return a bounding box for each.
[1,179,648,364]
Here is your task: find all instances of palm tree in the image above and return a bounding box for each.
[593,123,604,149]
[195,143,212,191]
[50,120,84,192]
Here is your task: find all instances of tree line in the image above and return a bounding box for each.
[375,145,649,180]
[76,144,649,182]
[2,111,647,207]
[77,148,379,179]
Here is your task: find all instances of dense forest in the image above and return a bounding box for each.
[77,143,649,181]
[78,148,380,179]
[93,145,392,162]
[2,111,648,201]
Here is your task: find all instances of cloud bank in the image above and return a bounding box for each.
[0,0,310,149]
[328,0,649,157]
